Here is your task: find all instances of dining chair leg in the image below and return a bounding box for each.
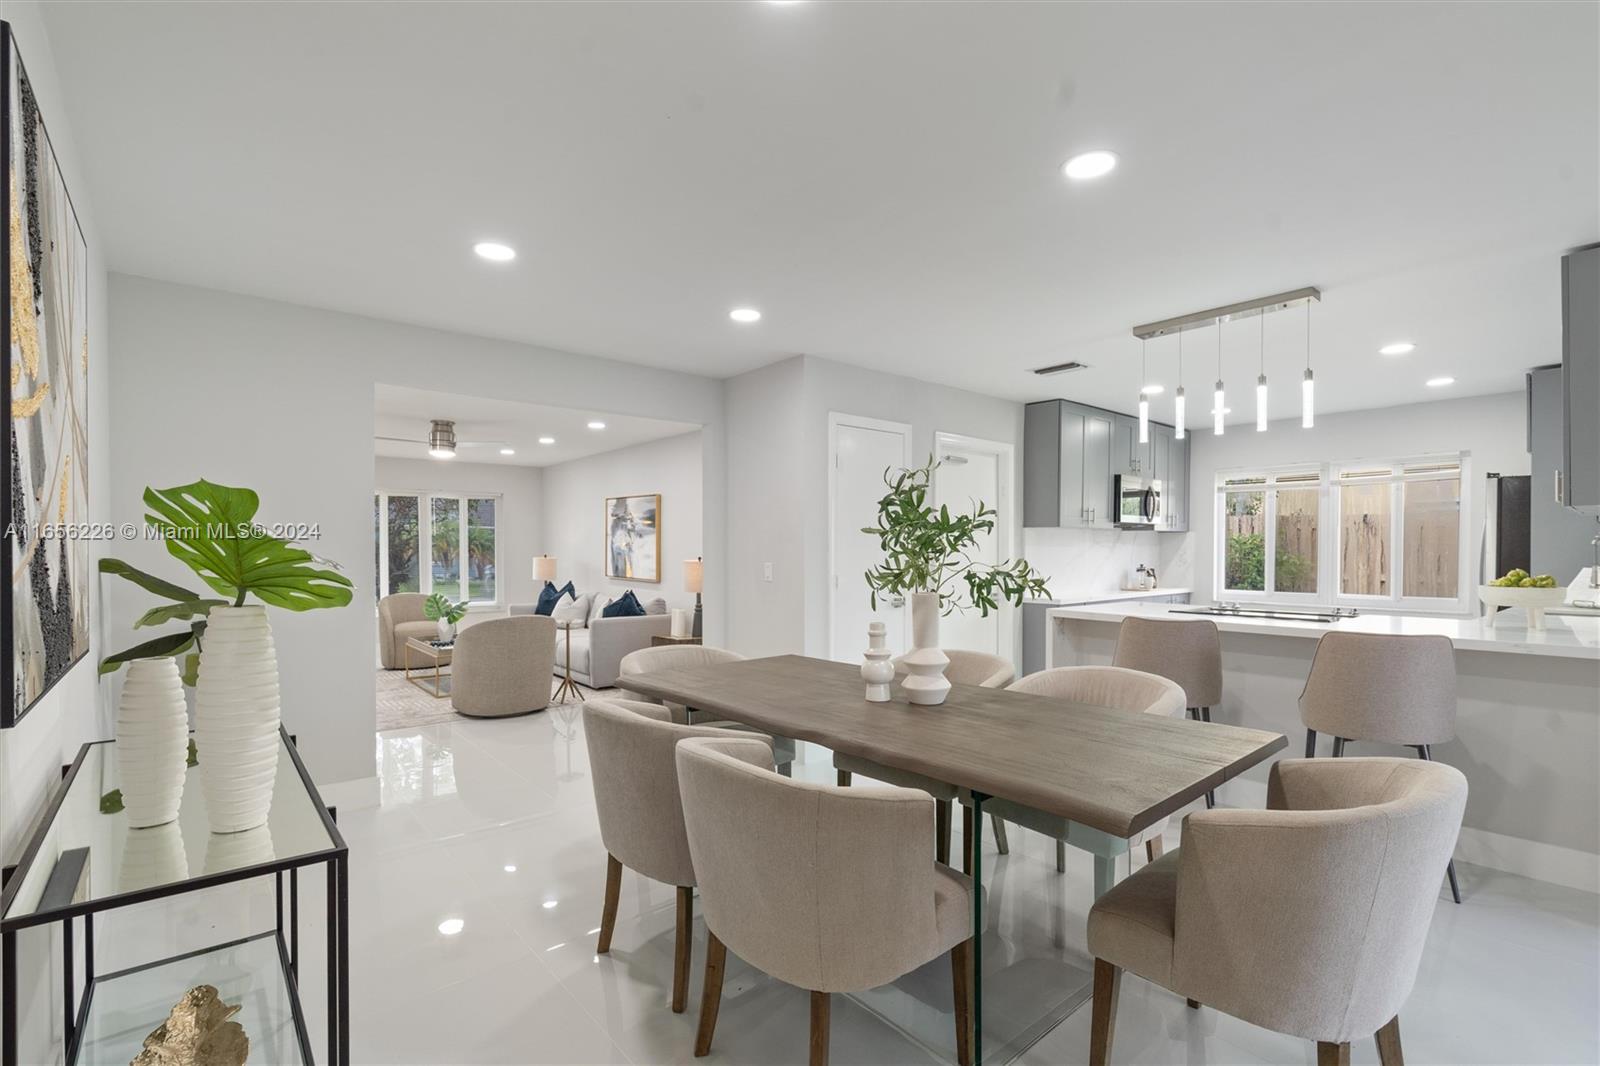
[1416,745,1462,904]
[597,854,623,953]
[777,761,793,778]
[1305,728,1318,758]
[672,886,693,1013]
[951,938,973,1066]
[962,804,974,875]
[1187,706,1200,721]
[1317,1041,1351,1066]
[694,931,727,1057]
[836,769,852,787]
[810,990,831,1066]
[1199,706,1211,723]
[991,814,1009,854]
[1332,736,1346,758]
[1092,855,1115,899]
[936,800,952,866]
[1056,839,1066,873]
[1089,958,1121,1066]
[1197,707,1218,808]
[1374,1015,1403,1066]
[1145,836,1163,863]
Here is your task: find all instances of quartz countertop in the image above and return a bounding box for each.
[1046,600,1600,660]
[1025,588,1190,607]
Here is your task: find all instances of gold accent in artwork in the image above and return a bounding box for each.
[129,985,249,1066]
[604,494,663,583]
[58,455,71,523]
[8,179,39,379]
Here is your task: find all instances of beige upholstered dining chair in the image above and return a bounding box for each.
[582,698,767,1014]
[1088,757,1467,1066]
[676,734,975,1066]
[961,666,1185,892]
[377,592,432,670]
[1112,616,1224,806]
[619,645,797,774]
[834,649,1015,863]
[449,615,556,718]
[1300,631,1463,903]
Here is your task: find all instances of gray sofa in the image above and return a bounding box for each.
[510,592,671,689]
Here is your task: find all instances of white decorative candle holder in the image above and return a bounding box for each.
[900,592,951,706]
[115,657,190,828]
[862,621,894,702]
[194,605,281,833]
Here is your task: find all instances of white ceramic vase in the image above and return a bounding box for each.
[115,658,189,828]
[900,592,951,706]
[436,618,455,642]
[203,824,277,875]
[862,621,895,702]
[195,605,281,833]
[117,822,189,892]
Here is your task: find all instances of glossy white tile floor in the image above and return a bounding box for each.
[111,706,1596,1065]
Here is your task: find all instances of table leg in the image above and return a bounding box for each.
[970,790,986,1063]
[337,853,350,1064]
[1093,855,1116,900]
[327,861,339,1065]
[3,929,17,1066]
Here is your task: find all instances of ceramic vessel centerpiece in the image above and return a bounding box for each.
[100,479,353,835]
[114,657,190,827]
[424,593,467,643]
[862,621,895,702]
[861,456,1050,707]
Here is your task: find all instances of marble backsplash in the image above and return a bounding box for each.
[1022,526,1195,601]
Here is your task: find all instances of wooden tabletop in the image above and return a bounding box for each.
[616,654,1286,839]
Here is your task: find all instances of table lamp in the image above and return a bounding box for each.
[534,555,557,586]
[684,557,703,638]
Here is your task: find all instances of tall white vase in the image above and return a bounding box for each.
[900,592,951,706]
[195,605,281,833]
[115,658,189,828]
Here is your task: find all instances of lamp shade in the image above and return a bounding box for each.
[533,555,557,583]
[683,557,704,594]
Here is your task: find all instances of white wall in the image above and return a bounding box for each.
[373,455,543,609]
[539,430,703,610]
[0,3,112,862]
[108,275,727,788]
[1185,391,1529,607]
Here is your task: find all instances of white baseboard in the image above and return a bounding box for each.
[318,775,379,812]
[1215,776,1598,894]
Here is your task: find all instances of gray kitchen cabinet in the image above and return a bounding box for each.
[1528,365,1596,578]
[1561,244,1599,514]
[1162,426,1190,533]
[1083,409,1114,527]
[1024,400,1114,527]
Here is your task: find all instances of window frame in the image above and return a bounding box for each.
[374,489,502,607]
[1213,452,1471,615]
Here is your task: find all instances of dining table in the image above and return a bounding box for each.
[617,653,1287,1064]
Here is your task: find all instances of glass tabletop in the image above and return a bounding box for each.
[2,731,342,926]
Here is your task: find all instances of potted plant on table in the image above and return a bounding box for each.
[862,457,1050,705]
[101,480,353,832]
[423,592,469,641]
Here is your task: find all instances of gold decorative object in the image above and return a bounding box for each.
[130,985,249,1066]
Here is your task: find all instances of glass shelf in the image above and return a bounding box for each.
[76,933,308,1065]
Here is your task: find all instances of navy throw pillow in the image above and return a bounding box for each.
[534,581,574,616]
[600,590,645,618]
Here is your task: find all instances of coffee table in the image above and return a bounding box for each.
[404,636,453,698]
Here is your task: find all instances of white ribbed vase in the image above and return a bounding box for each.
[900,592,951,706]
[195,605,281,833]
[117,822,189,893]
[115,658,189,828]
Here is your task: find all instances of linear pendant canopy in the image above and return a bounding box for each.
[1131,286,1322,340]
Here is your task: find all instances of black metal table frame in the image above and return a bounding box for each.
[0,728,349,1065]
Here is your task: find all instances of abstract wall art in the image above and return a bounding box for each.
[4,22,91,728]
[604,494,660,583]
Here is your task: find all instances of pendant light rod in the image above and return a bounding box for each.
[1256,310,1269,433]
[1174,330,1186,440]
[1131,286,1321,340]
[1138,338,1150,444]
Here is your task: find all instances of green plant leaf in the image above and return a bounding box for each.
[143,480,354,610]
[100,789,124,814]
[187,739,199,767]
[181,652,201,688]
[100,630,197,675]
[99,558,205,603]
[134,599,229,629]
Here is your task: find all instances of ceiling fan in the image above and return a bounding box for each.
[374,419,509,459]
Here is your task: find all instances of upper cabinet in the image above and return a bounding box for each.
[1025,400,1189,531]
[1560,244,1599,514]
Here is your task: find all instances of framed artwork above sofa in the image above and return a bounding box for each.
[604,494,660,583]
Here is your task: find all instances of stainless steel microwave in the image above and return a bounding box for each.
[1114,472,1162,528]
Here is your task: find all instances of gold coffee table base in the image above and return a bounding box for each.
[404,638,453,699]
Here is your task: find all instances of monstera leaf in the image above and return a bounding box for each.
[144,480,353,610]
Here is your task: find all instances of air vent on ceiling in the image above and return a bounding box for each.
[1032,360,1089,376]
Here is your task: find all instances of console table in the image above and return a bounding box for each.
[0,728,349,1065]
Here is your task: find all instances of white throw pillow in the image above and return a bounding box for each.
[551,594,591,627]
[643,597,668,615]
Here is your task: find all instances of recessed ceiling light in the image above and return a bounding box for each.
[473,241,516,262]
[587,421,606,430]
[1379,342,1416,356]
[1063,150,1118,180]
[503,864,517,873]
[729,307,762,324]
[538,436,555,445]
[437,918,465,936]
[499,448,515,456]
[542,900,558,909]
[1426,376,1455,388]
[1140,384,1165,395]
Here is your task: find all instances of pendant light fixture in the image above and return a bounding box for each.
[1174,331,1186,440]
[1213,319,1225,436]
[1256,310,1269,432]
[1138,339,1149,444]
[1302,299,1315,428]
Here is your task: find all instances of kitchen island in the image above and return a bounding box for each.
[1048,601,1600,892]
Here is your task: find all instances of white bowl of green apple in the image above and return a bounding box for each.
[1480,570,1567,629]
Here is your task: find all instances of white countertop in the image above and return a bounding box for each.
[1026,588,1190,606]
[1047,600,1600,660]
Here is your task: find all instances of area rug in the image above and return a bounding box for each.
[375,670,603,732]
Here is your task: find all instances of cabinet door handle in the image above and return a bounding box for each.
[1555,469,1565,504]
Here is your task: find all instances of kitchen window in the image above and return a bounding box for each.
[374,491,500,605]
[1216,454,1468,613]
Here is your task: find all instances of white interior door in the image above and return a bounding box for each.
[830,416,911,662]
[933,434,1012,660]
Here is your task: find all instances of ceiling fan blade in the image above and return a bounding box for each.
[374,435,427,444]
[456,440,509,449]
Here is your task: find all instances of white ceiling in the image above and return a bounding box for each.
[373,385,699,468]
[41,2,1599,423]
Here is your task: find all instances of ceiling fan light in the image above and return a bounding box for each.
[428,419,457,459]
